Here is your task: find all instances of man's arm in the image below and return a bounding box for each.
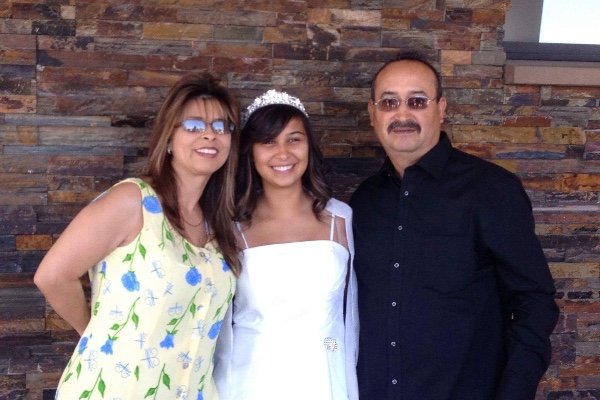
[478,173,559,400]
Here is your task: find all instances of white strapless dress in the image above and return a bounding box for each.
[228,239,349,400]
[214,199,359,400]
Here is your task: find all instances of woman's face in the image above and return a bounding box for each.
[251,117,309,191]
[169,98,232,180]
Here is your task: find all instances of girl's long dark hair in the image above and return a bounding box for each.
[235,104,331,222]
[146,72,240,275]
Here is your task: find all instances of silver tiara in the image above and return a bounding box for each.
[243,89,308,123]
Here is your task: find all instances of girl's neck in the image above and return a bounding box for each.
[255,187,313,220]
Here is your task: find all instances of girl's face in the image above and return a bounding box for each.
[251,117,309,191]
[169,98,232,180]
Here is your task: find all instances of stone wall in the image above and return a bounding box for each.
[0,1,598,399]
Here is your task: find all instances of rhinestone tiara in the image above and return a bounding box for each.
[243,89,308,123]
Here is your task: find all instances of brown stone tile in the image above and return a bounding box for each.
[445,0,510,8]
[445,8,473,24]
[10,3,62,19]
[142,22,212,40]
[559,363,600,377]
[264,23,305,43]
[214,25,264,42]
[198,43,271,58]
[558,300,600,313]
[441,49,472,64]
[339,26,380,47]
[0,19,32,35]
[77,19,143,38]
[452,125,537,143]
[0,374,26,398]
[38,67,129,89]
[0,95,36,113]
[472,8,505,26]
[16,235,52,251]
[503,116,552,127]
[0,126,39,146]
[541,127,586,145]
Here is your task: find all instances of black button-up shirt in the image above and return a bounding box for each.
[350,133,558,400]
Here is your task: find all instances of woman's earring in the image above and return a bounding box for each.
[167,145,172,155]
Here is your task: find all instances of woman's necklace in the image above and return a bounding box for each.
[181,213,203,227]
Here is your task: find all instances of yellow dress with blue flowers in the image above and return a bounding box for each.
[54,178,235,400]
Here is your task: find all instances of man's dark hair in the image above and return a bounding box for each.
[370,51,443,101]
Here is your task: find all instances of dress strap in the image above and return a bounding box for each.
[329,213,336,241]
[236,222,250,249]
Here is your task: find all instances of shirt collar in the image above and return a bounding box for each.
[380,131,452,180]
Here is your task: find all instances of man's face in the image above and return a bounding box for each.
[368,60,446,167]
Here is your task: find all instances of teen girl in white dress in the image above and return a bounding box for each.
[214,90,359,400]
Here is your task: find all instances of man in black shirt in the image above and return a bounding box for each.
[350,51,559,400]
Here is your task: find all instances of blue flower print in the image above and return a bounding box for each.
[78,336,89,354]
[207,320,223,340]
[160,333,175,349]
[197,390,204,400]
[100,260,107,275]
[100,338,114,355]
[221,259,230,272]
[142,195,162,213]
[121,271,140,292]
[185,267,202,286]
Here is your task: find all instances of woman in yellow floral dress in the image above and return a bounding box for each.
[34,72,240,400]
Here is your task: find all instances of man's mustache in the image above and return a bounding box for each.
[387,120,421,134]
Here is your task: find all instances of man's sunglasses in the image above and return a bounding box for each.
[176,118,235,135]
[372,96,435,112]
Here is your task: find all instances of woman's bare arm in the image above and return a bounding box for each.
[33,182,144,335]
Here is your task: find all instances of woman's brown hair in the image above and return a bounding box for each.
[146,72,240,275]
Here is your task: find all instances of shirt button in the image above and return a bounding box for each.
[393,262,399,268]
[392,379,398,385]
[390,341,396,347]
[397,225,403,231]
[391,301,397,307]
[404,190,409,196]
